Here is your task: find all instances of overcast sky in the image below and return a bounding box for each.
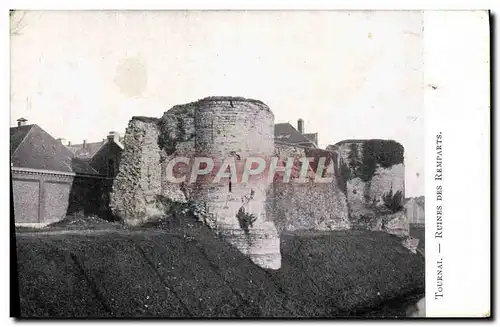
[10,10,424,196]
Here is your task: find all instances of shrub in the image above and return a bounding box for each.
[236,207,257,235]
[339,140,405,183]
[189,201,207,221]
[382,188,404,213]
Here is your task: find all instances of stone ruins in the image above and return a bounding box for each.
[110,96,411,269]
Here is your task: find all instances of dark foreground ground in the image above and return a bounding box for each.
[13,215,425,318]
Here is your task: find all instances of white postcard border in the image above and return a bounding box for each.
[424,10,490,317]
[2,2,495,324]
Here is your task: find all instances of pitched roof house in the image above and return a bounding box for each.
[274,119,319,148]
[11,118,110,226]
[66,133,124,160]
[65,132,125,177]
[10,118,99,175]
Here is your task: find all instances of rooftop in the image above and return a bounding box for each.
[274,122,318,148]
[10,124,99,175]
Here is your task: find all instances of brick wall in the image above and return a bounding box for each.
[12,168,113,225]
[12,179,40,223]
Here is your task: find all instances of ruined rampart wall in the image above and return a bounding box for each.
[109,118,162,225]
[157,104,196,202]
[327,140,408,236]
[268,143,350,232]
[111,97,281,269]
[111,98,412,268]
[191,98,281,269]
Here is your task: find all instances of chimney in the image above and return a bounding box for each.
[17,117,27,127]
[57,138,68,146]
[297,119,304,134]
[83,140,87,149]
[107,131,120,143]
[68,141,71,146]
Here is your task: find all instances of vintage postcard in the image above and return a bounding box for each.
[9,9,490,319]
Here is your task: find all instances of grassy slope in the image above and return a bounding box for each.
[14,215,424,318]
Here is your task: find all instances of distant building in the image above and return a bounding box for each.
[66,132,124,177]
[405,196,425,224]
[274,119,319,148]
[10,118,99,175]
[10,118,112,226]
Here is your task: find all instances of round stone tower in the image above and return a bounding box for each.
[192,96,281,270]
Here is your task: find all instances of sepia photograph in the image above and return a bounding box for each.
[9,9,449,318]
